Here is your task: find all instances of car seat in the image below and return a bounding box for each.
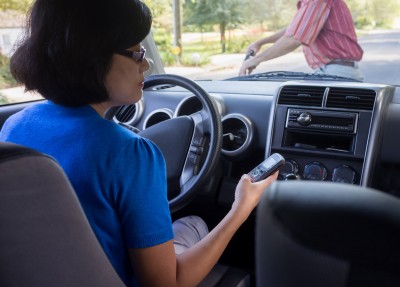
[256,181,400,287]
[0,142,249,287]
[0,142,125,286]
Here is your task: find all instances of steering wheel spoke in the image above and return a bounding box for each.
[180,112,209,186]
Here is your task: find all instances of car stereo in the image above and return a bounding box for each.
[286,109,358,134]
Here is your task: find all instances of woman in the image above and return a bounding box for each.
[0,0,278,286]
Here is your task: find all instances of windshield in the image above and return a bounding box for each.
[149,0,400,86]
[0,0,399,104]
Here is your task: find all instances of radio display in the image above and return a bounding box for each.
[313,115,354,126]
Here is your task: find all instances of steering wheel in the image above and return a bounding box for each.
[138,74,222,213]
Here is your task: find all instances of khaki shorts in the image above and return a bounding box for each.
[173,215,209,254]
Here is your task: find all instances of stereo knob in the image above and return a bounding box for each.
[280,159,299,175]
[303,162,327,181]
[297,112,312,126]
[332,165,357,184]
[284,173,301,180]
[278,159,299,180]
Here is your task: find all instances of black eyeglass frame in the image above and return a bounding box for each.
[115,46,146,63]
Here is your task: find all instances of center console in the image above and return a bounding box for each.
[268,83,391,185]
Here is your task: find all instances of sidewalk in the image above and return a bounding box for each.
[165,53,244,79]
[0,86,42,103]
[165,51,309,80]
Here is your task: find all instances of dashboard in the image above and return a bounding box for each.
[110,79,400,206]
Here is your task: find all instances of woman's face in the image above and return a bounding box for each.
[105,43,150,107]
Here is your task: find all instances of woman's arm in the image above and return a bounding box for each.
[129,173,278,287]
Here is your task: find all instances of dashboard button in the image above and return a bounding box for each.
[189,146,203,155]
[188,152,200,165]
[192,136,204,147]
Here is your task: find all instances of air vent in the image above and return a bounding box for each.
[221,114,254,158]
[278,86,325,107]
[113,99,144,125]
[151,84,175,90]
[144,108,173,129]
[326,88,376,110]
[115,105,136,122]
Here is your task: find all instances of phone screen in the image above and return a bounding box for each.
[259,157,276,170]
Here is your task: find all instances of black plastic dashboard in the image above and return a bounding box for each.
[0,79,400,213]
[111,79,399,199]
[268,82,394,188]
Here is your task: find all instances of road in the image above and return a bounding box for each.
[358,30,400,85]
[166,29,400,86]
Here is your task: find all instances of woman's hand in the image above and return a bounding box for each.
[231,172,278,221]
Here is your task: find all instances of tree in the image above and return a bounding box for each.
[0,0,32,12]
[172,0,182,57]
[243,0,296,30]
[368,0,400,27]
[145,0,172,29]
[184,0,244,53]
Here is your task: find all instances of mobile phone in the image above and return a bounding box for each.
[244,50,256,75]
[244,50,255,61]
[248,153,285,182]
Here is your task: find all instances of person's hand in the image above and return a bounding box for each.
[239,57,258,76]
[247,42,261,55]
[231,172,278,221]
[238,41,263,76]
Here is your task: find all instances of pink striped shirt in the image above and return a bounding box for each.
[285,0,363,69]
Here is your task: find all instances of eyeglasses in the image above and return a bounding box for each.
[115,46,146,63]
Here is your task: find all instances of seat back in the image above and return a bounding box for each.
[256,181,400,287]
[0,142,124,287]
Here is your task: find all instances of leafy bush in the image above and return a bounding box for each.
[158,50,176,66]
[0,93,8,104]
[180,53,210,66]
[0,54,17,90]
[226,39,249,53]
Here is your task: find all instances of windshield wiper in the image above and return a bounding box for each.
[225,71,361,82]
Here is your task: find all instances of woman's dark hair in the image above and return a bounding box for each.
[10,0,152,106]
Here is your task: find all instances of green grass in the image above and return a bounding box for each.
[0,93,9,105]
[183,39,221,55]
[166,33,259,67]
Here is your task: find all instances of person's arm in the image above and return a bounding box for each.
[239,35,302,76]
[129,172,278,287]
[246,28,287,55]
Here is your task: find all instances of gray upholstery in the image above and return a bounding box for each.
[0,142,124,287]
[256,181,400,287]
[199,264,251,287]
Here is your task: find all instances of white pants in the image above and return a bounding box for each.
[314,62,364,82]
[173,215,209,254]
